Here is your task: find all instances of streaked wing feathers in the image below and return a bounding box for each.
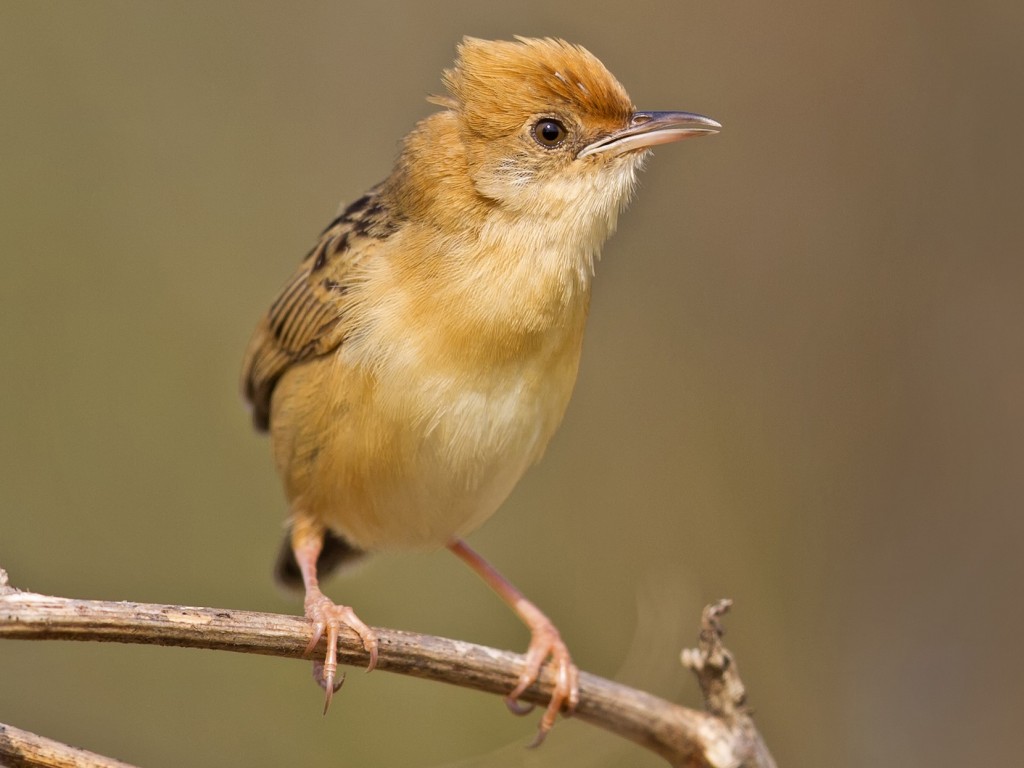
[241,186,397,431]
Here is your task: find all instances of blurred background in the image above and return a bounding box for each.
[1,2,1021,766]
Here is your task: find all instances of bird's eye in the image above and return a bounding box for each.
[533,119,568,148]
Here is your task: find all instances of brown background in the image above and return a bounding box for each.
[2,2,1021,766]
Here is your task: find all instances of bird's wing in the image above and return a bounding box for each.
[241,187,399,431]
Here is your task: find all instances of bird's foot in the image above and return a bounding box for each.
[303,591,378,714]
[506,617,579,747]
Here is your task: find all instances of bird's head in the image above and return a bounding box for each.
[429,37,720,224]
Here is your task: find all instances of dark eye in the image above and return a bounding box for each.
[533,119,568,147]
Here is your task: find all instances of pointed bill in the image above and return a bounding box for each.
[578,111,721,158]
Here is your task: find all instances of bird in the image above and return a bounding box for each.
[240,35,719,742]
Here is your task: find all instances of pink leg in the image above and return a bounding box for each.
[448,538,579,745]
[292,516,378,714]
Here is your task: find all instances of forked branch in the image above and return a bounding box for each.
[0,569,774,767]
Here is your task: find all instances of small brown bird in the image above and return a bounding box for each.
[241,36,718,741]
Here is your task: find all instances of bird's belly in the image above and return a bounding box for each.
[275,355,575,553]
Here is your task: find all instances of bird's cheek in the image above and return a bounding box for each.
[468,157,536,208]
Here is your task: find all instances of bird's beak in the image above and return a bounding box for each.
[577,111,721,159]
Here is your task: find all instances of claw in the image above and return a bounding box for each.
[364,640,379,673]
[304,622,325,657]
[526,727,548,750]
[313,661,346,714]
[504,697,535,716]
[322,676,344,715]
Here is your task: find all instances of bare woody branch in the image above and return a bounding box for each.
[0,569,774,768]
[0,722,137,768]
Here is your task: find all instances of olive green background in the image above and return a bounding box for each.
[2,2,1021,766]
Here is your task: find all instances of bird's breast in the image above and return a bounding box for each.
[277,246,591,552]
[301,343,582,551]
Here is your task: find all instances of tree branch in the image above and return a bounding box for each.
[0,722,137,768]
[0,568,774,768]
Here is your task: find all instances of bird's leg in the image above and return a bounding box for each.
[448,538,579,745]
[291,516,378,713]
